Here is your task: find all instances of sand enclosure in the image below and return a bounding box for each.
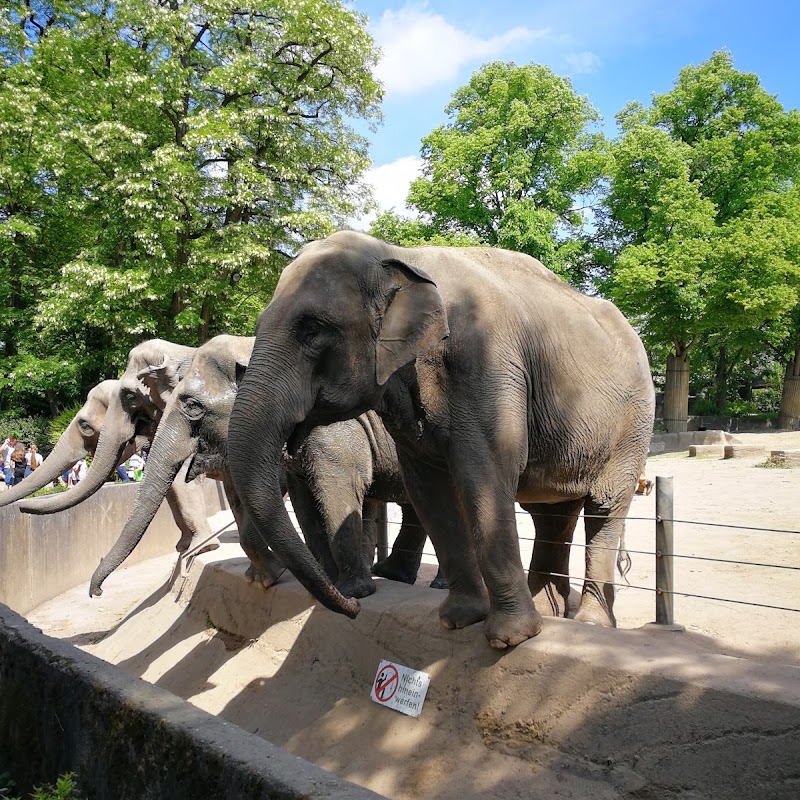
[28,431,800,799]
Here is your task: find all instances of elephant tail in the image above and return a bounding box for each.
[616,532,632,583]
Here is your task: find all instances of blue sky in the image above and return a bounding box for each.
[347,0,800,225]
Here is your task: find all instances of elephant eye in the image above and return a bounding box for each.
[181,399,205,421]
[78,419,95,435]
[297,318,324,346]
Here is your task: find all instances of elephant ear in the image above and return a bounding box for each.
[234,356,249,387]
[137,354,193,397]
[376,258,449,386]
[137,357,170,392]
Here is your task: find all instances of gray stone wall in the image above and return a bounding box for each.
[0,479,228,615]
[0,480,384,799]
[0,605,383,799]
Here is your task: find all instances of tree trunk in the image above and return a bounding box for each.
[714,346,727,412]
[664,351,690,432]
[779,346,800,430]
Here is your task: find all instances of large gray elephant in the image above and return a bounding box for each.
[18,340,217,557]
[227,231,655,649]
[0,381,135,508]
[89,334,433,598]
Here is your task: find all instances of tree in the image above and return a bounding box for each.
[600,52,800,430]
[368,210,479,247]
[404,61,606,284]
[0,0,381,413]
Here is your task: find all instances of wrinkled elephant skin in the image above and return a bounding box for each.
[91,334,435,598]
[227,231,655,649]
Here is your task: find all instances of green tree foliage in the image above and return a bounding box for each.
[0,0,381,414]
[399,62,606,283]
[600,52,800,422]
[368,210,479,248]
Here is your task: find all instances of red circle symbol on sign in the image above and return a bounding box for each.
[374,665,399,703]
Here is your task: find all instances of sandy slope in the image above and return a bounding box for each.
[26,430,800,799]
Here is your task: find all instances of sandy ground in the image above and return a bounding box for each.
[26,430,800,799]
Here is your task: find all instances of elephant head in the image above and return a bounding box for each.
[19,340,196,515]
[227,231,448,618]
[89,335,254,596]
[0,380,123,509]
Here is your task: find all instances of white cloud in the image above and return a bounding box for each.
[350,155,423,231]
[563,50,602,74]
[372,7,547,95]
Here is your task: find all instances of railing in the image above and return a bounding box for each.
[374,475,800,626]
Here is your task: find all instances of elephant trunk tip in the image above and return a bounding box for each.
[89,562,105,597]
[342,597,361,619]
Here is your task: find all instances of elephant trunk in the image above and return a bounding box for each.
[19,439,137,515]
[0,423,90,509]
[21,403,138,515]
[228,349,359,619]
[89,411,193,596]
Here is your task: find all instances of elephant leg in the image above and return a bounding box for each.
[444,445,543,648]
[360,499,380,568]
[289,471,376,599]
[286,474,338,581]
[573,494,631,627]
[397,457,489,629]
[222,470,285,588]
[523,499,584,618]
[165,468,219,555]
[372,502,425,584]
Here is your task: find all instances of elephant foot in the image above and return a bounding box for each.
[573,603,615,627]
[371,554,419,584]
[439,591,489,630]
[245,558,287,589]
[573,587,616,627]
[429,570,447,590]
[336,573,377,600]
[483,605,543,650]
[528,572,571,618]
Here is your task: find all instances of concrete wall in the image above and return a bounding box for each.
[0,604,383,800]
[0,481,384,799]
[649,429,739,455]
[0,479,228,615]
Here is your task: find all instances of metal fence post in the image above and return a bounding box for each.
[654,475,678,627]
[376,502,389,561]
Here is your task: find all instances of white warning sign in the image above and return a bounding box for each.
[370,660,430,718]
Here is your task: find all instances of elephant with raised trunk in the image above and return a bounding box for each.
[17,340,218,558]
[0,381,134,508]
[89,334,436,598]
[227,231,655,649]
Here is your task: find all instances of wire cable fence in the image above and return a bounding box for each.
[373,475,800,623]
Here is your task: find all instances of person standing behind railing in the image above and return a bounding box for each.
[67,458,87,488]
[10,443,27,486]
[2,434,18,489]
[25,443,43,478]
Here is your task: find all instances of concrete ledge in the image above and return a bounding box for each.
[723,444,767,459]
[770,449,800,466]
[688,444,724,458]
[0,604,383,800]
[650,430,738,455]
